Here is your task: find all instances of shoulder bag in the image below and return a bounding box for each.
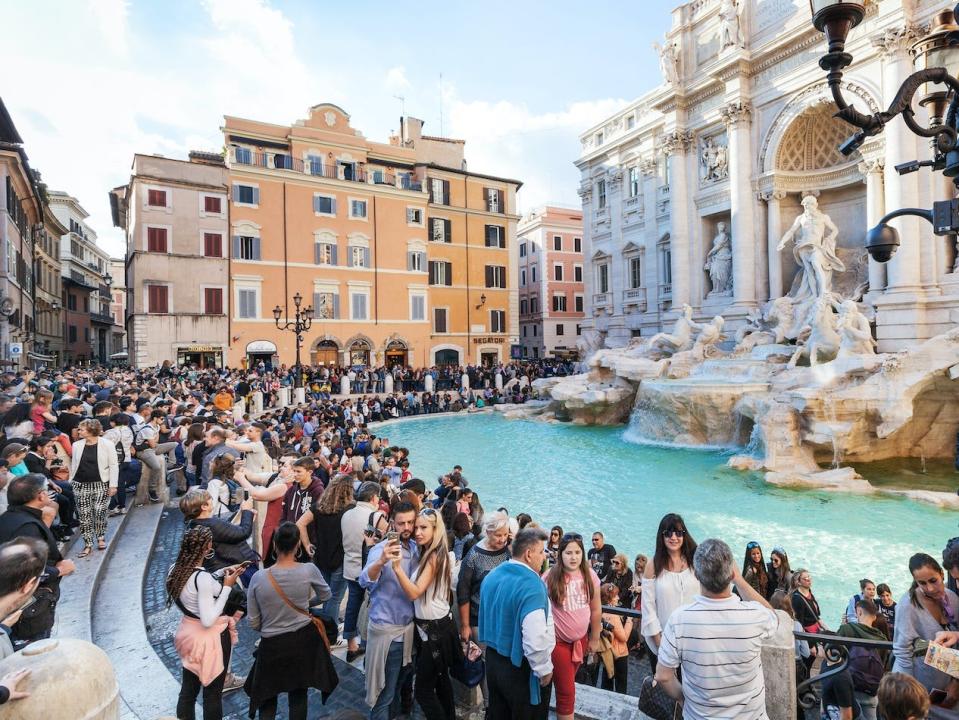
[638,675,681,720]
[266,571,334,650]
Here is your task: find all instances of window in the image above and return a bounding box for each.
[147,227,168,253]
[313,292,339,319]
[349,245,370,268]
[485,188,504,213]
[530,296,539,314]
[520,299,528,315]
[574,265,583,282]
[234,147,252,164]
[237,288,258,319]
[83,297,89,312]
[485,225,505,248]
[485,265,506,289]
[598,264,609,294]
[429,178,449,205]
[407,250,426,272]
[552,294,567,312]
[576,324,582,336]
[626,115,636,130]
[663,155,671,186]
[147,284,169,313]
[553,235,562,251]
[350,292,368,320]
[556,323,565,336]
[410,294,426,321]
[519,242,527,257]
[204,196,222,213]
[274,154,293,170]
[533,326,538,338]
[233,184,259,205]
[315,242,337,266]
[233,235,261,260]
[428,261,453,286]
[629,256,642,288]
[204,288,224,315]
[531,266,537,283]
[67,294,76,311]
[663,248,673,285]
[490,310,505,333]
[203,233,222,258]
[314,195,335,215]
[520,269,526,286]
[84,327,90,341]
[574,237,582,253]
[433,307,448,333]
[147,189,167,207]
[407,208,423,225]
[430,217,451,243]
[629,167,640,197]
[307,155,323,175]
[522,326,527,337]
[575,295,584,312]
[350,199,368,219]
[553,265,563,281]
[597,180,606,209]
[68,325,77,342]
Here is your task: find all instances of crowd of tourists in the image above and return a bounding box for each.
[0,361,952,720]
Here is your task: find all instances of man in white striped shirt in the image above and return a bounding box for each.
[655,538,781,719]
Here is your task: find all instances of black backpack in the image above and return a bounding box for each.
[848,645,884,695]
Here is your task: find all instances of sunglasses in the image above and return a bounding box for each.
[662,529,685,539]
[561,533,583,543]
[419,508,437,517]
[746,541,760,550]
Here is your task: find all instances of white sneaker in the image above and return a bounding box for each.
[222,672,246,694]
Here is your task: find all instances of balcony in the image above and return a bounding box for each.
[592,292,612,307]
[659,282,672,297]
[90,311,116,326]
[622,287,647,312]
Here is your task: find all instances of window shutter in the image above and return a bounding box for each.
[484,225,491,247]
[445,262,453,286]
[443,180,450,204]
[313,196,320,213]
[485,266,492,288]
[428,261,436,285]
[253,237,261,260]
[347,247,354,267]
[332,294,340,319]
[313,292,321,313]
[497,190,505,213]
[314,243,322,265]
[444,219,451,243]
[252,187,260,205]
[363,248,370,267]
[407,252,413,271]
[331,244,338,266]
[233,236,241,258]
[428,180,434,203]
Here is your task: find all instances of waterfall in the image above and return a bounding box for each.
[822,395,844,469]
[744,422,765,458]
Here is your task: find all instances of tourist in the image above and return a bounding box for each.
[245,522,337,720]
[68,419,118,558]
[233,454,297,557]
[340,480,386,662]
[791,568,828,636]
[654,538,780,719]
[820,653,862,720]
[0,474,75,646]
[167,525,245,720]
[599,582,631,694]
[741,541,769,598]
[391,507,459,720]
[877,673,930,720]
[183,423,206,488]
[943,540,959,597]
[180,489,258,581]
[225,422,273,484]
[831,597,888,720]
[0,667,30,705]
[603,552,634,609]
[105,412,139,516]
[449,512,476,561]
[641,513,700,673]
[0,537,47,660]
[270,457,324,563]
[478,527,554,719]
[199,426,240,485]
[296,476,352,624]
[206,455,239,519]
[845,578,878,624]
[545,525,563,568]
[630,554,647,612]
[359,500,418,720]
[543,532,601,720]
[892,553,959,716]
[134,406,182,503]
[766,546,792,600]
[587,531,616,579]
[877,582,898,639]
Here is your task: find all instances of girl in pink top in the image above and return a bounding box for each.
[542,533,602,720]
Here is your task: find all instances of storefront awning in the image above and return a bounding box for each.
[246,340,277,353]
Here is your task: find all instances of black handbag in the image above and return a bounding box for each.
[638,675,681,720]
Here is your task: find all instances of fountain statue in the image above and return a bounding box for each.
[836,299,876,359]
[787,296,840,368]
[704,222,733,296]
[643,304,702,357]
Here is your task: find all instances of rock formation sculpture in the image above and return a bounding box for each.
[704,222,733,296]
[787,297,840,367]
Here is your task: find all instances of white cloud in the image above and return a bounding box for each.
[384,66,411,93]
[86,0,131,56]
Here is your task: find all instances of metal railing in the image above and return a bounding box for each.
[794,630,894,709]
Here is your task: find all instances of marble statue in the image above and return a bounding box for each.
[691,315,726,359]
[719,0,745,50]
[654,40,680,85]
[836,299,876,358]
[646,303,702,356]
[577,327,606,360]
[700,136,728,182]
[787,297,840,368]
[704,222,733,296]
[777,196,844,307]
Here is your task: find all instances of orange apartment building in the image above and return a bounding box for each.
[224,105,520,369]
[517,205,585,359]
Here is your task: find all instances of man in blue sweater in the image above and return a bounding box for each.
[479,526,555,719]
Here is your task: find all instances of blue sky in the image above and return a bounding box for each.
[3,0,677,255]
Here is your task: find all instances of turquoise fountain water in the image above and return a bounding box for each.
[385,412,955,625]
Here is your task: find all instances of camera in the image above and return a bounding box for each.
[839,131,867,157]
[864,223,900,263]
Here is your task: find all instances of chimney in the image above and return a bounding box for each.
[401,117,425,145]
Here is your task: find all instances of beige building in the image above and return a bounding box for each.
[110,152,230,368]
[35,203,65,366]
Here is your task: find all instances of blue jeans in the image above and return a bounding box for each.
[371,640,414,720]
[343,579,365,641]
[319,567,346,623]
[111,460,142,509]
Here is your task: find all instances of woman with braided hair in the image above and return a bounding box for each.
[167,525,246,720]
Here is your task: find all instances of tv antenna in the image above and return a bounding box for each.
[393,95,405,117]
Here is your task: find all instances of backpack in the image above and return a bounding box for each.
[361,509,385,567]
[848,645,884,695]
[132,423,151,452]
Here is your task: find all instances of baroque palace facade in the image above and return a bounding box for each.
[577,0,959,352]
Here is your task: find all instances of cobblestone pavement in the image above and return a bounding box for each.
[144,506,372,719]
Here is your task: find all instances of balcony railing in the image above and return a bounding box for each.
[90,311,116,325]
[659,282,672,297]
[592,292,612,306]
[623,287,647,311]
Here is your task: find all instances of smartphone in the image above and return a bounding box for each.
[386,531,399,544]
[931,688,948,705]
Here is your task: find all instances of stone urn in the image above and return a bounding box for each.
[0,638,119,719]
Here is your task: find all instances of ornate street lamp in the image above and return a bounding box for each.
[809,2,959,262]
[273,292,313,387]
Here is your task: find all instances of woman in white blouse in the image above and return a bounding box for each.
[641,513,701,673]
[69,419,119,558]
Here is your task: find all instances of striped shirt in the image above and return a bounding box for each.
[657,594,780,720]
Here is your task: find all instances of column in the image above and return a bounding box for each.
[857,158,887,296]
[762,190,787,300]
[662,130,694,308]
[722,101,757,308]
[641,157,660,302]
[875,27,923,292]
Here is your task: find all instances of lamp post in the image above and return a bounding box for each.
[273,292,313,388]
[809,1,959,261]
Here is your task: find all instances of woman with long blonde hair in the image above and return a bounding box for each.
[392,508,458,720]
